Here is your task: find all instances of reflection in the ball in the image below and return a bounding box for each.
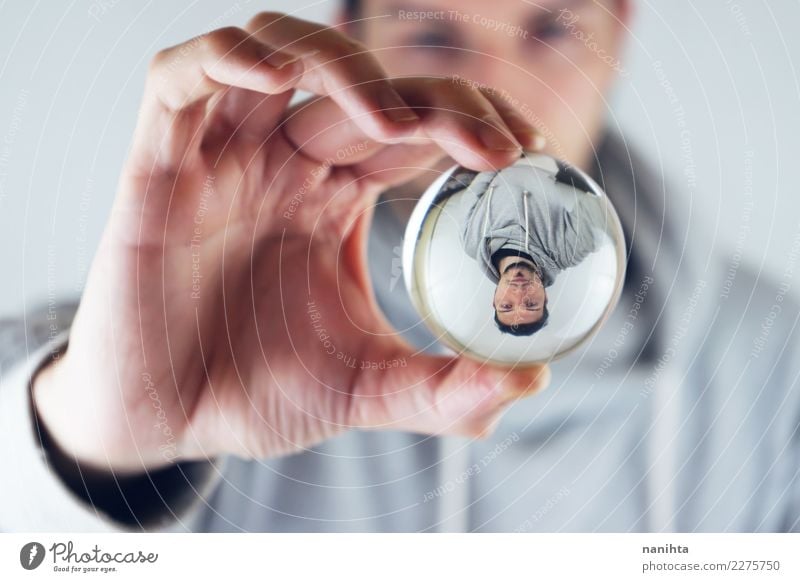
[403,152,626,365]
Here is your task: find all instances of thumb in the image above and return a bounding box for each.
[348,347,551,439]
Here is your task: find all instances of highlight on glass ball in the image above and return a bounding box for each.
[402,151,627,367]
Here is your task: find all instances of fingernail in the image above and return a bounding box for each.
[379,87,420,123]
[511,129,546,151]
[479,117,522,152]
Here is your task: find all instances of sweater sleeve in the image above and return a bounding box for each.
[0,305,227,532]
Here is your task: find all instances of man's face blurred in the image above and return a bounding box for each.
[493,261,547,326]
[343,0,628,171]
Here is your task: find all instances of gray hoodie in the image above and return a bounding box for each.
[454,158,608,287]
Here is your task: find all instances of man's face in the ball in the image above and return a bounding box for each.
[494,260,547,327]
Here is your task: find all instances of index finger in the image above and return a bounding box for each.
[244,12,422,142]
[129,26,306,174]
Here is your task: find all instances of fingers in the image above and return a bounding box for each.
[280,94,387,166]
[150,26,302,112]
[398,77,525,169]
[128,26,305,174]
[478,87,547,151]
[127,12,427,182]
[245,12,420,142]
[391,77,548,170]
[202,86,289,145]
[350,142,449,193]
[282,76,545,176]
[126,10,547,194]
[349,352,551,439]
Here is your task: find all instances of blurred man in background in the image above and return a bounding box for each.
[2,0,799,533]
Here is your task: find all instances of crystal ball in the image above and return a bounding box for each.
[402,151,627,366]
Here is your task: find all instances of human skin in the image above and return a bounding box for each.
[494,257,547,326]
[32,12,553,473]
[341,0,631,215]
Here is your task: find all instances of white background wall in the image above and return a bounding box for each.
[0,0,798,317]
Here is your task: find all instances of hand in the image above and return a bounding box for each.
[33,12,551,473]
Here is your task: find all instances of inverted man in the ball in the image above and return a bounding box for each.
[448,156,607,335]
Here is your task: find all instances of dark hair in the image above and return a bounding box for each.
[494,298,549,336]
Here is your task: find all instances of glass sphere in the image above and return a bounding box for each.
[402,151,626,367]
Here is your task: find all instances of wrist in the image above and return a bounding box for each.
[29,349,208,527]
[30,349,107,471]
[31,349,187,475]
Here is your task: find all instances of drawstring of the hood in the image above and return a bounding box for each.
[481,182,496,241]
[522,189,530,254]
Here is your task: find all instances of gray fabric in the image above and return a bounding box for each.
[458,161,606,287]
[0,302,222,531]
[0,299,79,375]
[3,129,800,532]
